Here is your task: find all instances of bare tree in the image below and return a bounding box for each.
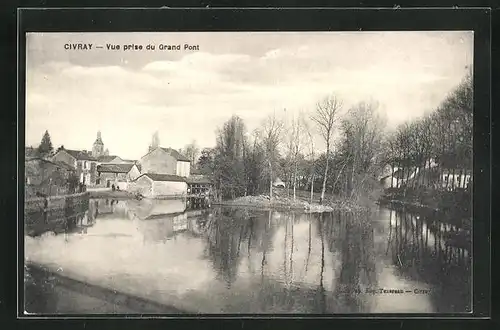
[261,113,284,200]
[301,116,316,204]
[291,113,307,201]
[311,95,343,204]
[183,140,200,167]
[340,101,386,200]
[284,112,307,200]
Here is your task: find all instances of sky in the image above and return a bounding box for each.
[25,31,473,160]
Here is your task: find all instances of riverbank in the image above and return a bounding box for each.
[88,190,137,199]
[213,193,369,213]
[24,262,187,314]
[378,187,471,218]
[25,191,90,212]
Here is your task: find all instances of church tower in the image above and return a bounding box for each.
[92,131,105,158]
[148,131,160,152]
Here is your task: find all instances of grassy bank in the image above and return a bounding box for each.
[214,188,370,213]
[88,190,136,199]
[378,187,471,216]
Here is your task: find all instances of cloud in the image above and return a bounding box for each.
[25,32,473,159]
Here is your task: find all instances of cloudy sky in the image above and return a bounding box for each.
[25,32,473,160]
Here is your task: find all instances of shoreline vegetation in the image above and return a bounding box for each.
[213,195,355,213]
[212,188,371,213]
[378,187,471,217]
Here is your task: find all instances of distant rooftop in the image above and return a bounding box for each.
[97,155,120,162]
[138,173,187,182]
[26,157,76,171]
[97,163,135,173]
[159,147,190,162]
[59,149,97,161]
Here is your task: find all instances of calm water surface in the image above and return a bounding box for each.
[24,198,471,314]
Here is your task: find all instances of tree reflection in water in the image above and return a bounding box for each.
[386,208,471,312]
[318,210,378,313]
[204,208,241,288]
[26,196,472,313]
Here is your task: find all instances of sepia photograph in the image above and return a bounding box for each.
[23,31,473,315]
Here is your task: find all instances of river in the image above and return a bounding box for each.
[24,198,471,314]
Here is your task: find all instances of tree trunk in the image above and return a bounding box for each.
[422,159,427,187]
[390,164,395,189]
[310,173,315,204]
[269,160,273,200]
[405,163,411,186]
[333,159,349,196]
[320,149,330,204]
[293,162,297,201]
[451,167,456,190]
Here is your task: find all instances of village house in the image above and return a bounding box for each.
[380,161,471,191]
[138,147,191,177]
[25,157,77,197]
[130,173,188,198]
[441,170,472,190]
[48,131,133,187]
[272,177,286,188]
[51,148,98,186]
[96,163,141,190]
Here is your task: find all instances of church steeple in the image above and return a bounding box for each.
[92,131,105,157]
[149,131,160,152]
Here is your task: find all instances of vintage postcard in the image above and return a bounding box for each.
[23,31,473,315]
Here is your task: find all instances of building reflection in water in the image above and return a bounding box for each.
[25,198,472,314]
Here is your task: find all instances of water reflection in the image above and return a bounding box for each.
[25,198,471,314]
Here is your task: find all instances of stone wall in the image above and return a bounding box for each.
[25,192,90,213]
[153,181,187,196]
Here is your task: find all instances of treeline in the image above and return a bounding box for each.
[196,74,472,203]
[196,97,387,203]
[192,74,472,202]
[383,73,473,191]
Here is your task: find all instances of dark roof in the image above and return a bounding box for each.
[186,175,212,184]
[97,155,120,162]
[190,168,201,175]
[26,157,76,171]
[160,147,190,162]
[138,173,187,182]
[60,149,97,161]
[97,163,135,173]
